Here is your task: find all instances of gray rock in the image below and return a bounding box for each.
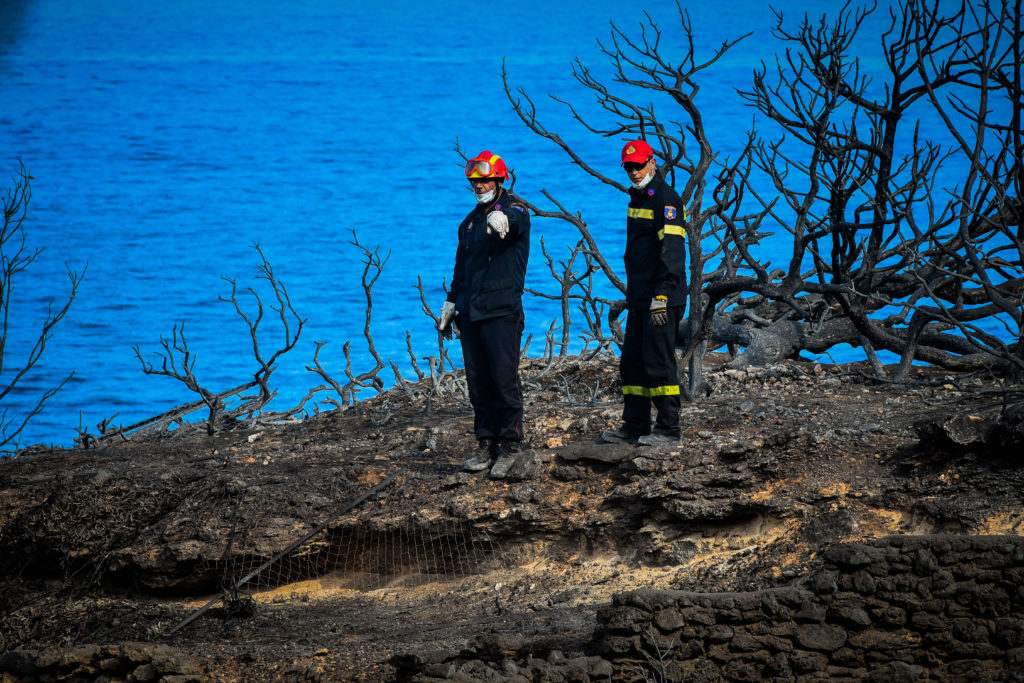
[130,663,160,682]
[867,661,924,682]
[795,623,847,651]
[506,450,543,480]
[825,544,875,567]
[0,650,37,675]
[423,661,456,678]
[558,442,634,464]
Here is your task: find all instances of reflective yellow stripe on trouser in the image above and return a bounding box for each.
[622,384,680,397]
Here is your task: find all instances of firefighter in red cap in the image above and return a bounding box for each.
[601,139,687,446]
[438,151,531,475]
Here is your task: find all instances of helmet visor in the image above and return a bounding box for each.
[466,159,493,178]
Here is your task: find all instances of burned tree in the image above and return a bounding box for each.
[304,230,390,408]
[0,163,84,452]
[737,0,1023,378]
[124,243,306,440]
[506,0,1022,387]
[503,12,759,397]
[526,236,616,358]
[303,231,468,414]
[102,230,471,445]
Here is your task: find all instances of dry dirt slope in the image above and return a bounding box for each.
[1,354,1022,680]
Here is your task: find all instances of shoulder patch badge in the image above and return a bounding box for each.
[665,206,677,220]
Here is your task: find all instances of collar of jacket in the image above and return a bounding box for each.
[628,170,664,199]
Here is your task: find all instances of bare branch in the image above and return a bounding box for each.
[1,163,85,450]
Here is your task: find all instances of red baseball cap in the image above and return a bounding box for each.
[621,139,654,165]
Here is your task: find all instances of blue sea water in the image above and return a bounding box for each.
[0,0,1006,449]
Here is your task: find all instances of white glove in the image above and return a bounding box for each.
[486,211,509,239]
[438,300,456,340]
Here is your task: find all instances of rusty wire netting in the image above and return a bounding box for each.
[169,472,508,634]
[200,471,505,593]
[215,514,506,593]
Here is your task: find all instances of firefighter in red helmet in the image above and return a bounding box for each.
[438,151,531,476]
[601,139,688,446]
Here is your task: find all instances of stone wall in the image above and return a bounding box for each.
[7,535,1023,681]
[599,535,1024,681]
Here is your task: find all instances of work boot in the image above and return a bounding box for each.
[599,427,641,445]
[637,432,680,447]
[461,440,496,472]
[489,440,522,479]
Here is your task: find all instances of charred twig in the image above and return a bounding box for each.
[132,323,226,435]
[130,243,304,439]
[304,231,389,406]
[218,243,306,419]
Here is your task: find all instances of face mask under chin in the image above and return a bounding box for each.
[631,171,654,190]
[475,188,497,204]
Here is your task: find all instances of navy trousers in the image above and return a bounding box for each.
[620,305,682,438]
[458,311,525,443]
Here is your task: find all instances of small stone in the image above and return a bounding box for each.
[130,663,159,683]
[795,623,847,651]
[825,545,875,567]
[867,661,924,682]
[423,662,456,678]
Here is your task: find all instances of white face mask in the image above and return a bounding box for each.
[474,188,497,204]
[630,170,655,190]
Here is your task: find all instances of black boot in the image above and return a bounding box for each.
[461,440,496,472]
[489,440,522,479]
[600,427,642,445]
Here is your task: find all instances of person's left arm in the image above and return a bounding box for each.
[486,196,530,240]
[653,192,686,299]
[503,199,530,240]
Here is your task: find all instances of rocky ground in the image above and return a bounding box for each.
[1,352,1022,681]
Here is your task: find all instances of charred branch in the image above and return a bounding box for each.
[1,163,84,451]
[303,231,388,407]
[129,244,306,439]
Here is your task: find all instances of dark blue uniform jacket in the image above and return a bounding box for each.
[447,188,531,321]
[625,173,687,309]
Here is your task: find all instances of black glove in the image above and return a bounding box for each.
[650,297,668,326]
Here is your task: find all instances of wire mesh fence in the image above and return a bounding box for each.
[170,470,508,633]
[214,514,505,592]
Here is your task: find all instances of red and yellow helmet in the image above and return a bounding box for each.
[465,150,509,180]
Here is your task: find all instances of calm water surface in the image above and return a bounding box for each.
[0,0,995,447]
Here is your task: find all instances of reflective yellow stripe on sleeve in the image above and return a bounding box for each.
[628,208,654,220]
[622,385,681,397]
[657,224,686,240]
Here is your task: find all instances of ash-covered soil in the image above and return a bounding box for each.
[1,353,1022,681]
